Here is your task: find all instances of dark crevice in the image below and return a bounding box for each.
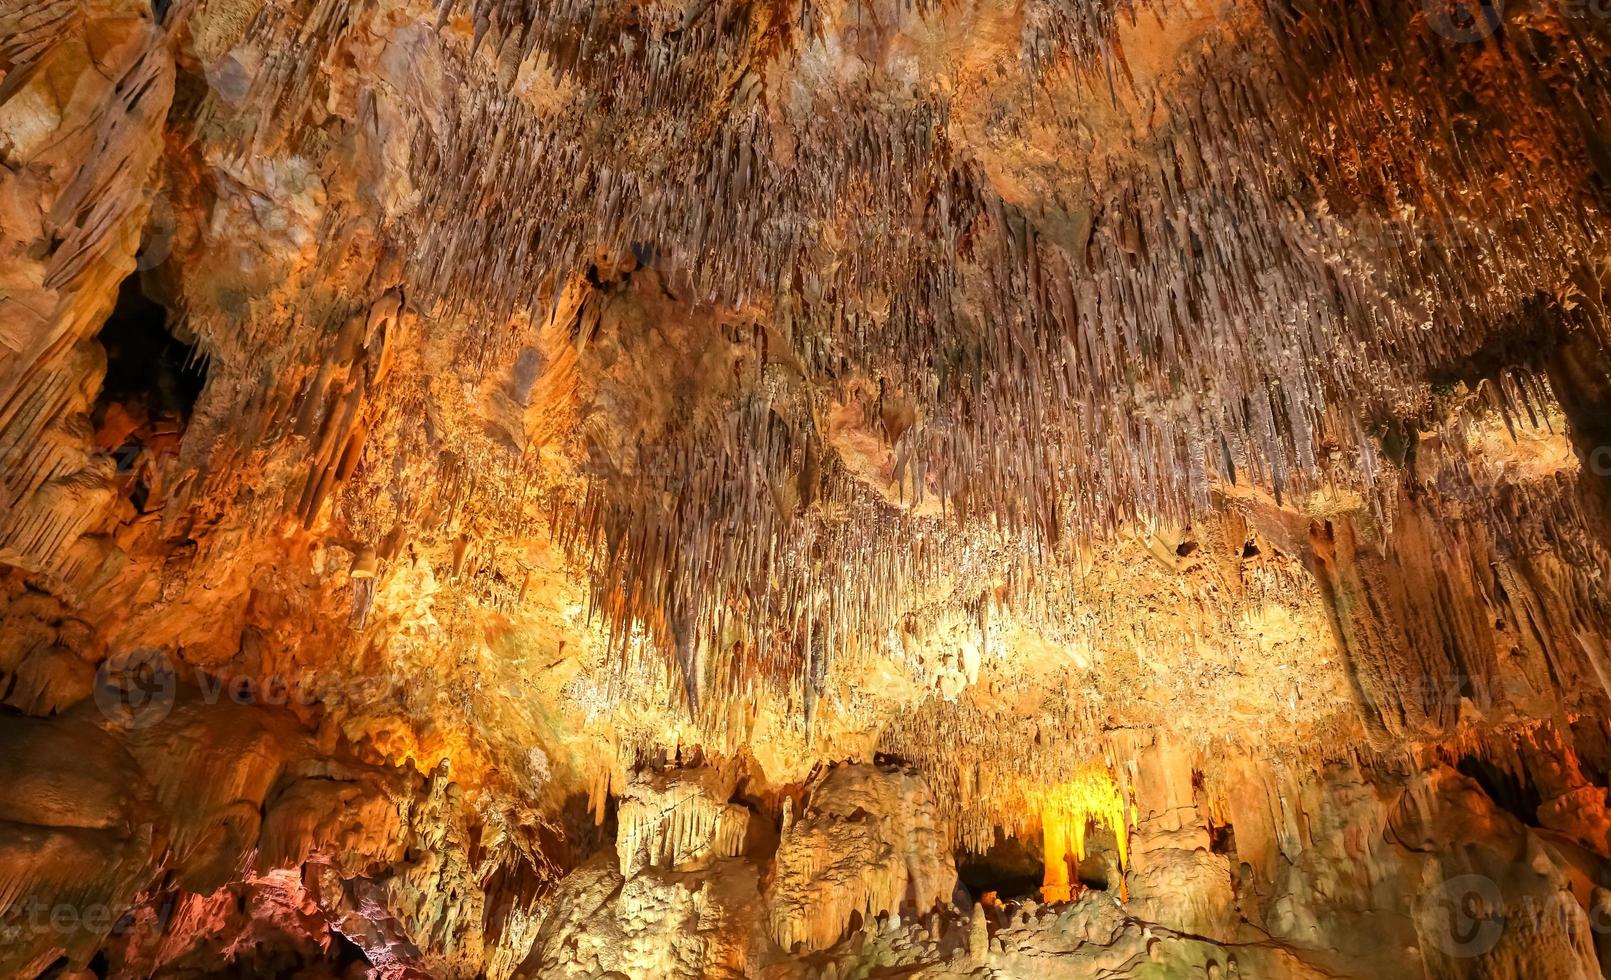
[1456,755,1544,827]
[958,833,1043,900]
[92,274,206,512]
[328,930,371,970]
[1076,850,1111,892]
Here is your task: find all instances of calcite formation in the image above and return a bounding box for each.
[1034,762,1130,903]
[3,0,1611,975]
[614,768,750,877]
[766,764,957,953]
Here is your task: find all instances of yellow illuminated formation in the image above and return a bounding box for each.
[1034,765,1131,903]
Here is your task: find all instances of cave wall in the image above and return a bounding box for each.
[2,0,1611,976]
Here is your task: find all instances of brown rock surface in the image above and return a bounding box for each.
[4,0,1611,975]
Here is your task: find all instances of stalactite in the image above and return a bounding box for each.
[207,0,1602,708]
[1034,765,1132,903]
[613,768,751,876]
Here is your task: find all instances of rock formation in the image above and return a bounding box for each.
[766,764,956,953]
[3,0,1611,975]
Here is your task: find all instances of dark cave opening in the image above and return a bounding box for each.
[1456,755,1544,827]
[1076,851,1112,892]
[959,825,1123,903]
[958,833,1044,901]
[327,929,371,971]
[91,275,206,512]
[94,275,205,423]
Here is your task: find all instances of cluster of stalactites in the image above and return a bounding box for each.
[877,696,1131,856]
[202,0,1611,704]
[1034,765,1132,902]
[613,769,751,877]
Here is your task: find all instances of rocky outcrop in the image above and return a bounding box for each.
[0,713,161,978]
[1122,732,1236,937]
[512,741,1611,978]
[615,767,750,878]
[522,852,767,980]
[0,692,548,980]
[0,0,175,594]
[766,764,957,953]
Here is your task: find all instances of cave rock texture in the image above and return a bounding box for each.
[5,0,1611,975]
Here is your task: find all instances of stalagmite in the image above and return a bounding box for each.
[969,902,989,965]
[766,764,957,953]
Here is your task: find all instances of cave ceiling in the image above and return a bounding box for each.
[3,0,1611,975]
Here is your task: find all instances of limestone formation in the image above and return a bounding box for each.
[766,764,957,953]
[3,0,1611,976]
[614,768,750,877]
